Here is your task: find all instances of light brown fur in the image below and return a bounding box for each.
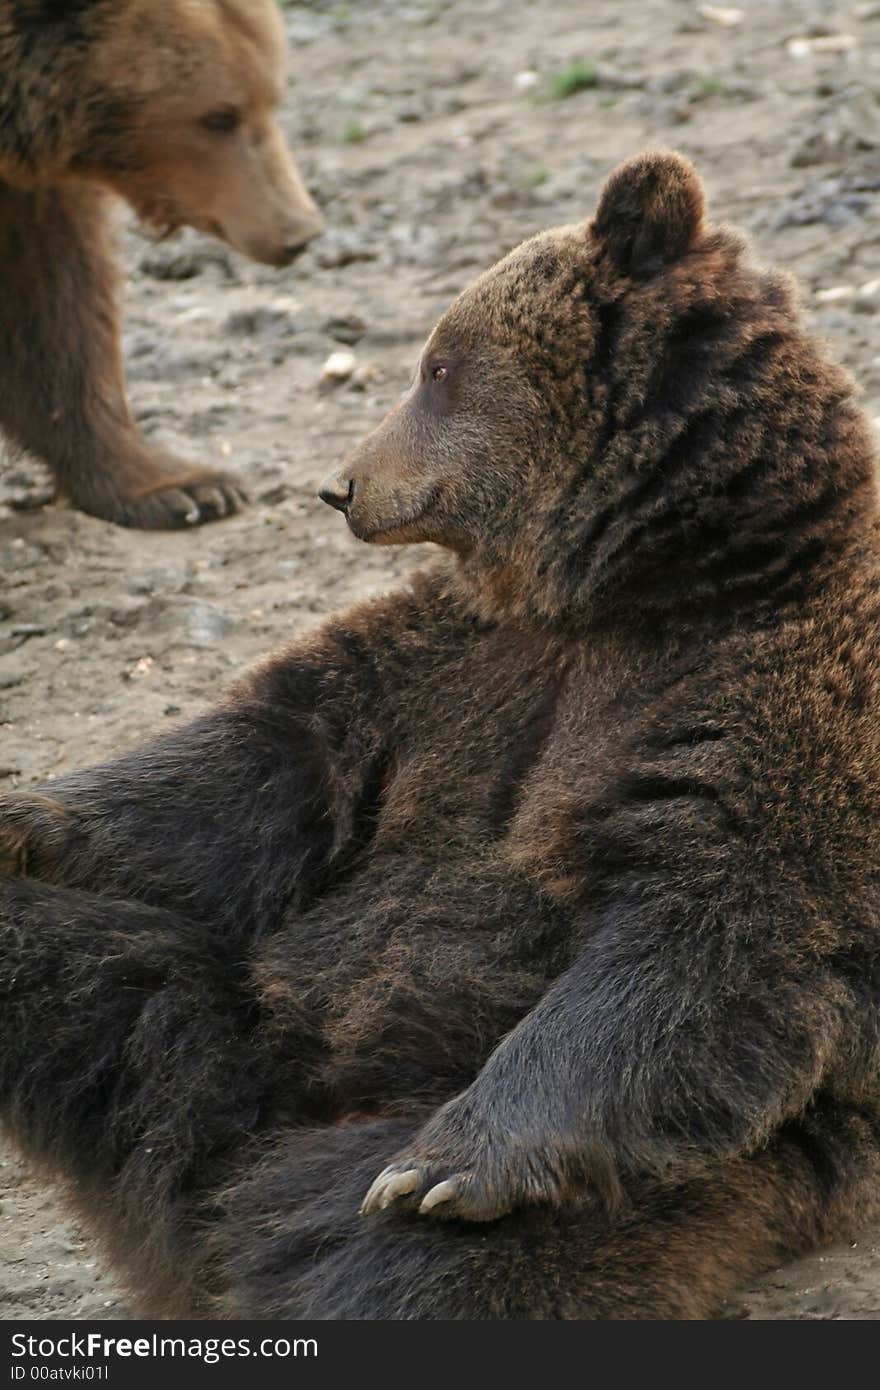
[0,0,323,527]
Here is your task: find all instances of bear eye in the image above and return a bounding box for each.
[431,364,449,383]
[200,108,241,135]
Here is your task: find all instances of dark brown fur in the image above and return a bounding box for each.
[0,0,323,528]
[2,152,880,1318]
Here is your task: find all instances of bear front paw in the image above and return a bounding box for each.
[359,1096,576,1223]
[361,1159,513,1222]
[0,792,74,881]
[113,470,248,530]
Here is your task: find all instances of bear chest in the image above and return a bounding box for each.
[368,632,648,870]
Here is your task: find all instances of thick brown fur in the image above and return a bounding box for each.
[0,0,323,528]
[2,152,880,1318]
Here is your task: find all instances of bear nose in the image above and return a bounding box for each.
[280,213,325,264]
[319,476,354,512]
[281,241,309,264]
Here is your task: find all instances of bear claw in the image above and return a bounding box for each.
[418,1179,459,1212]
[361,1165,478,1219]
[360,1166,421,1214]
[70,470,249,530]
[126,478,247,530]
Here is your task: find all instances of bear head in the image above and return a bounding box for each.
[321,151,874,628]
[66,0,323,265]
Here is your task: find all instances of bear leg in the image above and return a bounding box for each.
[3,872,878,1318]
[0,179,245,529]
[212,1104,880,1319]
[0,875,316,1315]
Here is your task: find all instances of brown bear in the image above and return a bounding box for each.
[0,0,324,528]
[1,151,880,1319]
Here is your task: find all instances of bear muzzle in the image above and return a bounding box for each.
[319,476,355,513]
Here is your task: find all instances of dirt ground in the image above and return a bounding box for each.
[2,0,880,1321]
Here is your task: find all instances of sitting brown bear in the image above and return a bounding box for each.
[0,0,323,529]
[2,152,880,1319]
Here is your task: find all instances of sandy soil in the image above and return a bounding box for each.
[2,0,880,1321]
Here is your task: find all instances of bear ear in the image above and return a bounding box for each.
[590,151,706,278]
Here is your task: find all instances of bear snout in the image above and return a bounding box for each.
[319,475,355,513]
[265,206,327,266]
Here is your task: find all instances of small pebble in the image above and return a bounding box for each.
[323,314,367,345]
[698,5,744,27]
[313,233,378,270]
[815,285,855,303]
[180,602,231,646]
[321,349,357,384]
[349,363,381,391]
[787,34,857,58]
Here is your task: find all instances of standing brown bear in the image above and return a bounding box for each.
[0,0,324,528]
[2,152,880,1319]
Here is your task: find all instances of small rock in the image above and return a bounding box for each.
[514,69,539,91]
[787,34,857,58]
[790,131,844,168]
[321,349,357,385]
[323,314,368,345]
[108,604,146,629]
[313,232,379,270]
[348,363,382,391]
[697,5,744,27]
[180,602,231,646]
[815,285,855,303]
[223,306,297,337]
[127,656,155,680]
